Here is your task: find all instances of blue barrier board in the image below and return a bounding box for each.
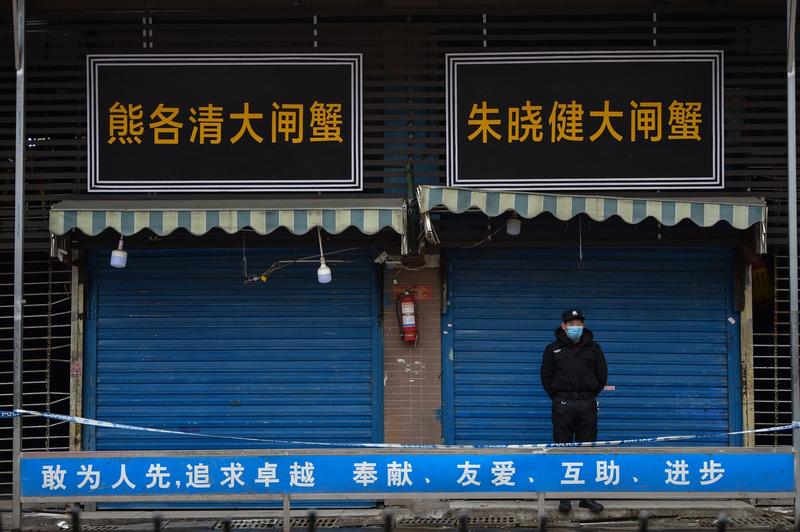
[21,451,793,498]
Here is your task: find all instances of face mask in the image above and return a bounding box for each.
[566,325,583,342]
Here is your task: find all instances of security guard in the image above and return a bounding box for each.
[540,309,608,514]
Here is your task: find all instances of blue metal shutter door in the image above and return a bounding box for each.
[85,248,381,451]
[443,248,740,447]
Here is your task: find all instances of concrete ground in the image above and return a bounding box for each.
[3,500,796,531]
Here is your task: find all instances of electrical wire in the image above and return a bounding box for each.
[243,246,360,283]
[460,220,510,249]
[241,233,249,281]
[317,226,325,259]
[393,264,426,284]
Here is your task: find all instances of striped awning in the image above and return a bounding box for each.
[418,185,767,251]
[49,198,407,239]
[418,185,766,230]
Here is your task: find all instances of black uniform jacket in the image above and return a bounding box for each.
[540,327,608,400]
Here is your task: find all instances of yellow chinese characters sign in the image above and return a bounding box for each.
[447,51,723,190]
[88,54,362,192]
[465,99,701,144]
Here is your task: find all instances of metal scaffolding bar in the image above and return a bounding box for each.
[785,0,800,525]
[12,0,25,528]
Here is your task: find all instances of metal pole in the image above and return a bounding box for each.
[12,0,25,530]
[786,0,800,527]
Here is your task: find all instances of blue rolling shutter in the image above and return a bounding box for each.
[443,248,740,447]
[84,248,381,452]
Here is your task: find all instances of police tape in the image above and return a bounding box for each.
[3,408,800,450]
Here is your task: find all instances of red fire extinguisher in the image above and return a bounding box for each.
[396,290,418,344]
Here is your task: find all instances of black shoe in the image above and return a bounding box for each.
[558,499,572,513]
[579,499,604,513]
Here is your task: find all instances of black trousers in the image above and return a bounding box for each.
[551,398,598,443]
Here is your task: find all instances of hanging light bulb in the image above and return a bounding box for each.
[317,258,332,284]
[316,227,332,283]
[506,215,521,236]
[110,235,127,268]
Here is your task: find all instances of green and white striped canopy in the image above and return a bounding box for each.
[50,198,407,238]
[418,185,766,231]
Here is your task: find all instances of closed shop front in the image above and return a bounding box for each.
[82,247,383,452]
[419,185,766,448]
[442,247,741,447]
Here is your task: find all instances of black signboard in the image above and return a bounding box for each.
[87,54,362,192]
[446,51,723,190]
